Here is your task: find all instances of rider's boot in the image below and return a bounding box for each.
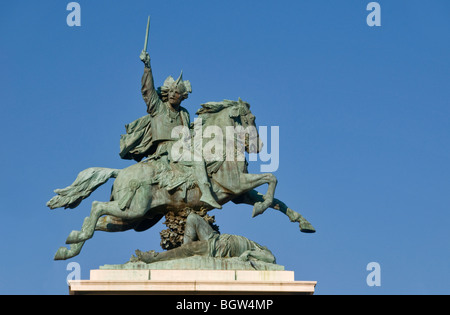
[199,183,222,209]
[194,162,222,209]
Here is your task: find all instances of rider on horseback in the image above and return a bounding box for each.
[119,49,222,210]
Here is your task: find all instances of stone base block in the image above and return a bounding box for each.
[68,269,316,295]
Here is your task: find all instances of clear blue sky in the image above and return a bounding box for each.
[1,0,449,294]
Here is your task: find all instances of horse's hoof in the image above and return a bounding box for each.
[200,196,222,210]
[66,230,82,244]
[299,221,316,233]
[252,202,267,218]
[54,247,68,260]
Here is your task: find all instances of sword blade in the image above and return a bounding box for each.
[144,16,151,51]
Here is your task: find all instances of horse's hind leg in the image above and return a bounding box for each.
[66,194,153,244]
[54,241,85,260]
[95,215,164,233]
[65,200,135,244]
[54,216,139,260]
[65,179,153,244]
[95,215,136,232]
[65,201,106,244]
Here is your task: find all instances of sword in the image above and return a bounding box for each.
[143,16,150,52]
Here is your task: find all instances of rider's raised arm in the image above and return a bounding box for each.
[140,50,162,116]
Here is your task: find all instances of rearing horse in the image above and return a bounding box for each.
[47,99,315,260]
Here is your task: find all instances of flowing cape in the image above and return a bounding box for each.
[119,114,153,162]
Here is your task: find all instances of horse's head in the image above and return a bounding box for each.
[227,98,263,154]
[196,99,263,154]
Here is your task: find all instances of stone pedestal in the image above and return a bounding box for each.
[68,269,316,295]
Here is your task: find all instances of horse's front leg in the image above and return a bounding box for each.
[238,173,277,216]
[232,189,316,233]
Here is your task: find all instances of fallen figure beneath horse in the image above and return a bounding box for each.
[132,212,276,265]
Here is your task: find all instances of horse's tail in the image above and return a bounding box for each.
[46,167,121,210]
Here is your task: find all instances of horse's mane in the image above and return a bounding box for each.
[195,99,250,124]
[196,100,237,115]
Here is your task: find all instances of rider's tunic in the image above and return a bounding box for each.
[119,67,190,162]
